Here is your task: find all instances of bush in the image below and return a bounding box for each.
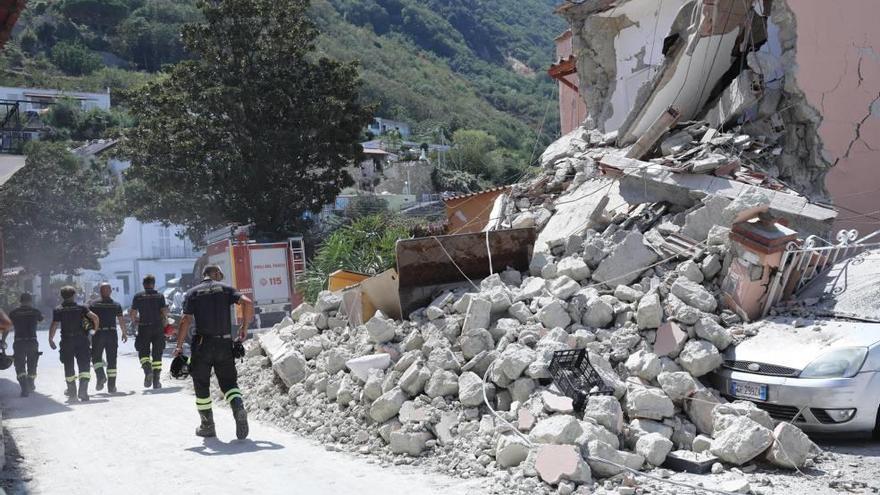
[50,42,102,75]
[297,214,410,302]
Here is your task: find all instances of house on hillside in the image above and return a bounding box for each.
[367,117,411,138]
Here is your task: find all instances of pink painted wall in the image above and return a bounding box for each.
[790,1,880,236]
[555,30,589,135]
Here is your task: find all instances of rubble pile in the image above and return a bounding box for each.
[238,164,820,493]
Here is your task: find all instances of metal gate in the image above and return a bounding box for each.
[761,229,880,317]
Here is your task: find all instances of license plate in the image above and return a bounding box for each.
[729,380,768,401]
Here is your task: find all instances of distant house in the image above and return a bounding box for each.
[0,85,112,151]
[367,117,411,138]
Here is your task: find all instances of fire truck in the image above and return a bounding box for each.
[198,225,306,327]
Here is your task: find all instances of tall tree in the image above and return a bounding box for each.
[121,0,373,241]
[0,142,124,297]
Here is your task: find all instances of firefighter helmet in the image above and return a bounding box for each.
[0,351,12,371]
[170,354,190,379]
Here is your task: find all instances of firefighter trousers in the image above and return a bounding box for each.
[13,339,39,381]
[135,325,165,374]
[91,330,118,379]
[59,335,91,383]
[190,336,242,412]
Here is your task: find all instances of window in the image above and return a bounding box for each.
[116,275,130,296]
[159,227,172,258]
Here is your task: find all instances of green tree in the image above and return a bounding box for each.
[447,128,499,178]
[122,0,373,241]
[61,0,130,29]
[297,214,409,302]
[50,41,102,75]
[0,142,124,301]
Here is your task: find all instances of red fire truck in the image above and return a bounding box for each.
[200,225,306,327]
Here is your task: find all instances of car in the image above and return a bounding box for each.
[711,249,880,436]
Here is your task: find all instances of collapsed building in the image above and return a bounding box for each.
[230,1,878,493]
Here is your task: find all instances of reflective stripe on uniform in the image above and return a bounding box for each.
[196,397,212,410]
[78,372,91,380]
[93,361,106,369]
[224,388,242,403]
[65,375,77,383]
[139,357,151,365]
[107,369,117,377]
[152,361,162,369]
[17,372,27,378]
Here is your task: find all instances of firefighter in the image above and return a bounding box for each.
[130,275,168,389]
[89,283,126,393]
[2,293,44,397]
[48,286,99,401]
[174,265,254,439]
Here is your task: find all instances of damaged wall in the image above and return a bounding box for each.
[560,0,880,236]
[554,30,589,135]
[785,0,880,235]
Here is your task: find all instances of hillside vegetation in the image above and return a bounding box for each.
[0,0,566,175]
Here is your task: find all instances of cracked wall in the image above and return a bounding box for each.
[785,0,880,235]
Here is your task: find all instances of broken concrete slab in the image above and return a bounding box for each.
[592,231,659,286]
[345,353,392,382]
[390,430,433,456]
[370,387,407,423]
[542,391,575,414]
[534,179,618,254]
[535,444,591,485]
[636,432,674,467]
[272,346,308,387]
[765,422,814,469]
[529,415,583,445]
[582,395,624,434]
[671,278,717,313]
[366,311,397,344]
[458,371,485,407]
[637,292,663,330]
[653,321,688,357]
[710,415,774,465]
[678,339,723,377]
[496,434,531,468]
[625,386,675,421]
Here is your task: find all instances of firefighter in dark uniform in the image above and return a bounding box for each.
[48,286,99,401]
[2,293,44,397]
[89,283,127,393]
[130,274,168,389]
[175,265,254,439]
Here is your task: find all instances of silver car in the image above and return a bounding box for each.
[712,250,880,436]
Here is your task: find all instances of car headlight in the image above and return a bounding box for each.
[799,347,868,379]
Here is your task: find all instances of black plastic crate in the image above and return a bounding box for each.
[548,349,614,411]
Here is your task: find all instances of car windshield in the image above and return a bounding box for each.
[797,249,880,322]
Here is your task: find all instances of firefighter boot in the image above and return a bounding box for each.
[78,378,90,402]
[107,377,117,394]
[195,410,216,438]
[18,377,28,397]
[28,376,36,393]
[65,381,77,399]
[95,367,107,391]
[231,397,249,440]
[152,369,162,389]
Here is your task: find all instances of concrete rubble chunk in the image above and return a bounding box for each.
[537,300,571,329]
[496,434,531,468]
[510,377,536,404]
[582,396,624,434]
[677,260,704,284]
[583,297,614,328]
[517,277,547,302]
[685,388,724,436]
[272,346,308,387]
[682,196,732,241]
[542,391,574,414]
[508,301,533,323]
[579,419,619,449]
[363,369,385,402]
[671,278,717,313]
[710,415,774,465]
[346,353,392,382]
[592,231,659,286]
[463,297,492,333]
[701,254,723,279]
[324,348,350,375]
[636,292,663,330]
[390,430,433,456]
[713,401,775,433]
[556,257,591,281]
[666,294,702,325]
[657,371,699,402]
[624,350,662,382]
[625,386,675,421]
[496,344,536,381]
[695,317,733,351]
[259,329,288,362]
[529,415,583,445]
[366,311,397,344]
[614,285,643,303]
[529,252,553,277]
[549,276,581,300]
[399,363,431,397]
[398,401,429,423]
[370,387,407,423]
[535,444,591,485]
[765,422,814,469]
[635,432,674,466]
[315,290,342,313]
[458,371,485,407]
[459,327,495,361]
[630,418,673,439]
[424,369,459,398]
[586,440,645,478]
[678,339,723,377]
[290,303,315,322]
[692,434,713,453]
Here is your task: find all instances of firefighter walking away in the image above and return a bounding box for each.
[175,265,254,439]
[89,283,127,393]
[2,294,44,397]
[131,275,168,389]
[49,286,99,401]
